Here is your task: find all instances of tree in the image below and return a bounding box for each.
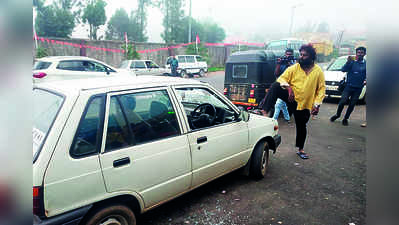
[105,8,131,40]
[82,0,107,40]
[159,0,186,43]
[135,0,151,42]
[35,0,82,38]
[201,21,225,43]
[122,43,140,60]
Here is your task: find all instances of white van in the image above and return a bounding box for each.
[166,55,208,77]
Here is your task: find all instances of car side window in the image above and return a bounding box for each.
[175,87,237,130]
[178,56,186,63]
[195,56,204,62]
[57,60,85,71]
[70,96,104,158]
[105,90,180,151]
[130,61,136,69]
[186,56,195,63]
[135,61,146,69]
[105,97,134,151]
[149,62,159,68]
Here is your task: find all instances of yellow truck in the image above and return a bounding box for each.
[310,41,333,62]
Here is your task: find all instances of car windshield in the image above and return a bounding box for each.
[327,57,348,71]
[33,89,64,160]
[33,61,52,70]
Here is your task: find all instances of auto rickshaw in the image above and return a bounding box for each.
[224,50,284,111]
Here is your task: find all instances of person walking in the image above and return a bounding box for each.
[330,46,366,126]
[169,56,179,77]
[261,44,326,159]
[272,48,295,122]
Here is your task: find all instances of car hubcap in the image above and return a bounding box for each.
[200,70,204,76]
[261,150,267,175]
[100,216,127,225]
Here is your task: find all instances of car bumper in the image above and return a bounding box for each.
[33,205,91,225]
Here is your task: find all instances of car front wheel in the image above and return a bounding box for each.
[180,70,188,78]
[84,204,136,225]
[199,69,205,77]
[250,141,269,179]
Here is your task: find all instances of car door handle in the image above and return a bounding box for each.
[113,157,130,168]
[197,136,207,144]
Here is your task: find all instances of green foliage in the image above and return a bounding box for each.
[105,8,130,40]
[105,8,148,42]
[36,46,48,58]
[135,0,151,42]
[82,0,107,40]
[159,0,186,43]
[35,0,80,38]
[122,43,140,60]
[185,43,209,63]
[208,67,225,72]
[200,20,226,43]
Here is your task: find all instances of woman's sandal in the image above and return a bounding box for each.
[297,151,309,159]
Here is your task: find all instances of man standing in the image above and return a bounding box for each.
[330,46,366,126]
[272,48,295,122]
[261,44,325,159]
[169,56,179,77]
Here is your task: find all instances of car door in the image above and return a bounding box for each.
[173,85,249,188]
[148,61,161,75]
[132,61,148,75]
[185,56,197,74]
[98,88,192,208]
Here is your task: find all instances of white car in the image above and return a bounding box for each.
[33,75,280,225]
[119,60,170,76]
[324,55,366,102]
[166,55,208,77]
[33,56,135,83]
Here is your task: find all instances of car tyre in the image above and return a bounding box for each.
[199,69,205,77]
[250,141,269,179]
[84,204,136,225]
[180,70,188,78]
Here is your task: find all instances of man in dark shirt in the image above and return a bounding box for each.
[330,46,366,126]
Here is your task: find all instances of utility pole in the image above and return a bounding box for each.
[289,3,303,36]
[188,0,192,43]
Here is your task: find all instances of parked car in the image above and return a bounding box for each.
[324,55,366,103]
[33,56,134,83]
[165,55,208,77]
[33,75,281,225]
[119,60,170,76]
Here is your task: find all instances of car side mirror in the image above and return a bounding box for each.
[105,68,110,75]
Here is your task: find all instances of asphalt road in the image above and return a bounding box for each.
[138,71,366,225]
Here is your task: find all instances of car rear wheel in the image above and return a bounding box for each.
[250,141,270,179]
[84,204,136,225]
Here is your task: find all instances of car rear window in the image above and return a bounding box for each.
[232,64,248,78]
[33,61,52,70]
[33,89,64,160]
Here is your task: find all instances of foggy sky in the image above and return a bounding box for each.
[72,0,368,42]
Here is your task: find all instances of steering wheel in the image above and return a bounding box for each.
[191,103,217,128]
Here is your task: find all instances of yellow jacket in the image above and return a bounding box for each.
[277,63,326,110]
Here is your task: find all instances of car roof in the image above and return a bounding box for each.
[36,56,103,62]
[35,76,204,95]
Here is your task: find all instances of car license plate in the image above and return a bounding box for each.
[326,85,338,91]
[248,98,256,103]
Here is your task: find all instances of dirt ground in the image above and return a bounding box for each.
[137,99,366,225]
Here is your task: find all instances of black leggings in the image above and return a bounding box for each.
[262,82,311,149]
